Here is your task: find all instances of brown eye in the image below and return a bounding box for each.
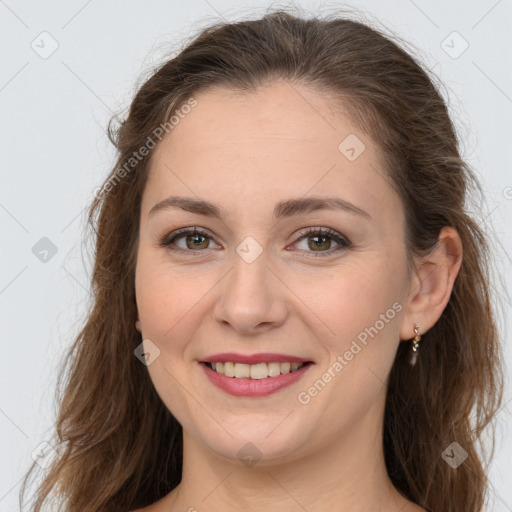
[306,234,333,251]
[159,226,351,258]
[181,233,210,250]
[292,227,351,257]
[159,227,220,254]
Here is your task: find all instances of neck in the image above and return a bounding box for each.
[167,397,412,512]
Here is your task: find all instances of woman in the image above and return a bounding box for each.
[21,8,504,512]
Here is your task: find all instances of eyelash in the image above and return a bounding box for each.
[158,226,352,258]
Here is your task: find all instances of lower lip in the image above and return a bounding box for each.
[200,362,313,397]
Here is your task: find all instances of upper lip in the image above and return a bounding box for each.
[202,352,312,365]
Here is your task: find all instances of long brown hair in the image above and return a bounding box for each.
[20,8,504,511]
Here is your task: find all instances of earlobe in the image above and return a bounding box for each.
[135,318,142,333]
[399,226,463,340]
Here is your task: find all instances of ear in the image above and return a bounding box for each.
[399,226,463,341]
[135,315,142,334]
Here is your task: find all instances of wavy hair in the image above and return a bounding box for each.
[20,7,504,512]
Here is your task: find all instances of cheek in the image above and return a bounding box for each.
[136,251,189,326]
[136,250,239,426]
[135,252,222,359]
[305,255,407,383]
[295,264,405,431]
[135,256,208,428]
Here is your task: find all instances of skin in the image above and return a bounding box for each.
[133,79,462,511]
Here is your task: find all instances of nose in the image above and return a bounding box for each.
[212,250,288,335]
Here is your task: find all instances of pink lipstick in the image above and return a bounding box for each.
[200,353,314,397]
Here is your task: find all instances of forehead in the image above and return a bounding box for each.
[143,80,398,221]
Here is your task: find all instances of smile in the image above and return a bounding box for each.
[200,360,313,397]
[207,361,306,379]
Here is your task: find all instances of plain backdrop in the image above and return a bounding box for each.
[1,1,511,510]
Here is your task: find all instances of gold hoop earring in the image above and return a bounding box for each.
[409,324,421,366]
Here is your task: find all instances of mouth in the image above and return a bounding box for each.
[205,361,309,379]
[199,358,314,397]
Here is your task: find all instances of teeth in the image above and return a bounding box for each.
[234,363,250,378]
[267,362,281,377]
[224,362,235,377]
[250,363,268,379]
[208,361,306,378]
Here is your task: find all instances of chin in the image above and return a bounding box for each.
[192,411,316,466]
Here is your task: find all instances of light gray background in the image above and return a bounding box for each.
[1,1,511,510]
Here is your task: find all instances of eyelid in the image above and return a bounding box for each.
[159,226,219,250]
[290,227,351,256]
[293,226,348,243]
[159,226,351,256]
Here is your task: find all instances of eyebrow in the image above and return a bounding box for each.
[148,195,371,220]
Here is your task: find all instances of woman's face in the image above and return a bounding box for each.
[135,80,413,465]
